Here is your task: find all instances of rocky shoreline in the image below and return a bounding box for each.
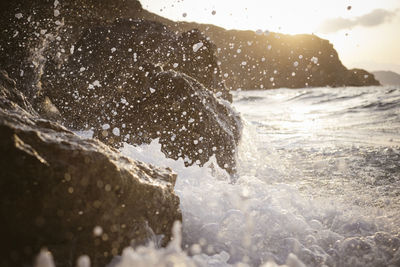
[1,69,182,266]
[0,1,241,265]
[0,0,382,266]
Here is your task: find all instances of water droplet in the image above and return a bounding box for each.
[93,226,103,236]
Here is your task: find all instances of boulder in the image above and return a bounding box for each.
[0,70,181,267]
[42,19,241,175]
[1,2,241,175]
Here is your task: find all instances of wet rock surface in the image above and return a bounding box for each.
[1,1,240,175]
[0,71,181,266]
[42,19,241,175]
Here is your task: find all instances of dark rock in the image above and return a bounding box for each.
[0,70,37,114]
[1,2,240,174]
[0,71,181,267]
[0,1,230,100]
[41,19,231,101]
[0,0,144,102]
[171,29,231,101]
[42,19,241,175]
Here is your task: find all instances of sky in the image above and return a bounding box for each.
[140,0,400,74]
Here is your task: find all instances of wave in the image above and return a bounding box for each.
[348,98,400,112]
[313,92,369,105]
[100,124,399,267]
[234,95,266,102]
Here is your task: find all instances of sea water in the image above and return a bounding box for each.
[41,86,400,267]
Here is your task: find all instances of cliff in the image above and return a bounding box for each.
[143,19,380,90]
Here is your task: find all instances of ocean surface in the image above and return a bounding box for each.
[232,86,400,218]
[70,86,400,267]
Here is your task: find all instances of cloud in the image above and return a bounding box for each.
[318,9,398,33]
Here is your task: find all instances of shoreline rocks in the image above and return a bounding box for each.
[0,70,182,266]
[0,3,242,265]
[41,19,241,175]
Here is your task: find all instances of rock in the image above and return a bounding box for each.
[0,0,144,102]
[42,19,241,175]
[1,2,240,175]
[0,70,181,267]
[171,29,231,102]
[0,70,37,114]
[1,1,230,100]
[41,18,230,101]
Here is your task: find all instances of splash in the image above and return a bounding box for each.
[115,112,399,266]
